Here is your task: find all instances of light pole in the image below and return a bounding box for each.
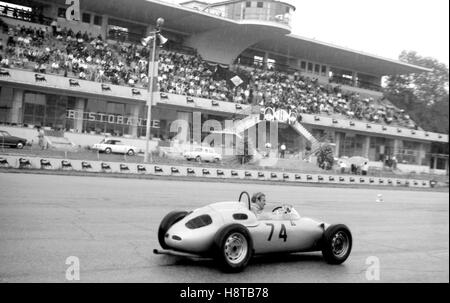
[144,17,165,163]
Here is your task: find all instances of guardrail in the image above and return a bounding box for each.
[0,155,435,188]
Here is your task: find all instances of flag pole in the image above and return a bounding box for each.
[144,18,164,163]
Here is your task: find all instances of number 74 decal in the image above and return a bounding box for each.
[266,223,287,242]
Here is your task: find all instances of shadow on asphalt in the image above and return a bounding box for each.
[157,252,325,271]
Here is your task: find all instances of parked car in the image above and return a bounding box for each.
[92,139,138,156]
[183,146,222,163]
[154,191,352,272]
[0,130,27,149]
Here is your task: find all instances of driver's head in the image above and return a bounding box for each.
[251,192,266,211]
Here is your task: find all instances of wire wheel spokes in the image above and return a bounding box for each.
[224,233,248,264]
[331,231,349,258]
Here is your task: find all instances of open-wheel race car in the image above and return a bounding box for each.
[154,191,352,272]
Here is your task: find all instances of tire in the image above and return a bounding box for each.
[321,224,352,264]
[127,149,135,156]
[212,224,253,273]
[16,142,24,149]
[214,158,220,163]
[105,148,112,154]
[158,211,188,249]
[195,156,201,162]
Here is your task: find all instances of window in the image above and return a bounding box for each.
[246,1,251,7]
[82,12,91,23]
[321,65,327,76]
[257,2,264,8]
[300,61,306,70]
[307,62,313,72]
[57,7,66,18]
[314,64,320,74]
[253,55,263,66]
[93,15,102,25]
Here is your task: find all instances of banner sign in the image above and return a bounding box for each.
[263,107,297,125]
[230,75,243,87]
[66,110,159,128]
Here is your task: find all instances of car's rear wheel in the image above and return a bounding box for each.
[16,142,24,149]
[105,148,112,154]
[195,156,202,162]
[213,224,253,273]
[321,224,352,264]
[127,149,135,156]
[158,211,188,249]
[214,158,220,163]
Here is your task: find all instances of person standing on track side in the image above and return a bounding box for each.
[37,127,45,150]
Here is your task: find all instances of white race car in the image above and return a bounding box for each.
[154,191,352,272]
[92,139,137,156]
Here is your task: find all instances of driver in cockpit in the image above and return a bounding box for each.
[251,192,300,220]
[250,192,272,220]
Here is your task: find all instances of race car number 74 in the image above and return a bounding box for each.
[266,223,287,242]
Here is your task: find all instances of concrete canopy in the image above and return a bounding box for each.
[253,34,431,76]
[50,0,429,74]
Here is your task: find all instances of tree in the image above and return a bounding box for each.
[384,51,449,134]
[316,143,334,170]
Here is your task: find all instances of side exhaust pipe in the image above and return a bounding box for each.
[153,248,205,259]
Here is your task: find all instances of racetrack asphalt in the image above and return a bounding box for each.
[0,172,448,282]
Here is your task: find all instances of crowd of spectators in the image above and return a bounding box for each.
[0,21,155,86]
[0,19,417,129]
[238,66,416,128]
[158,51,234,102]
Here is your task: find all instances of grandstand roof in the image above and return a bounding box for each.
[200,0,296,10]
[80,0,252,33]
[253,34,432,76]
[46,0,431,75]
[180,0,210,5]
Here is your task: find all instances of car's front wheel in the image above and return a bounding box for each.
[321,224,352,264]
[158,211,188,249]
[105,148,112,154]
[213,224,253,273]
[127,149,135,156]
[16,142,24,149]
[195,156,202,162]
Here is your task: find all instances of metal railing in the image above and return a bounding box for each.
[329,76,382,92]
[107,29,143,44]
[0,5,52,26]
[201,6,291,27]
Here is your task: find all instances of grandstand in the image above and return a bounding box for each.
[0,0,448,175]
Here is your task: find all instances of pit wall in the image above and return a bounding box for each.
[0,155,434,189]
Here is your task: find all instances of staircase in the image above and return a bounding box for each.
[222,114,323,160]
[290,121,321,159]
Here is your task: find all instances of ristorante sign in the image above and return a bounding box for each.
[66,110,159,128]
